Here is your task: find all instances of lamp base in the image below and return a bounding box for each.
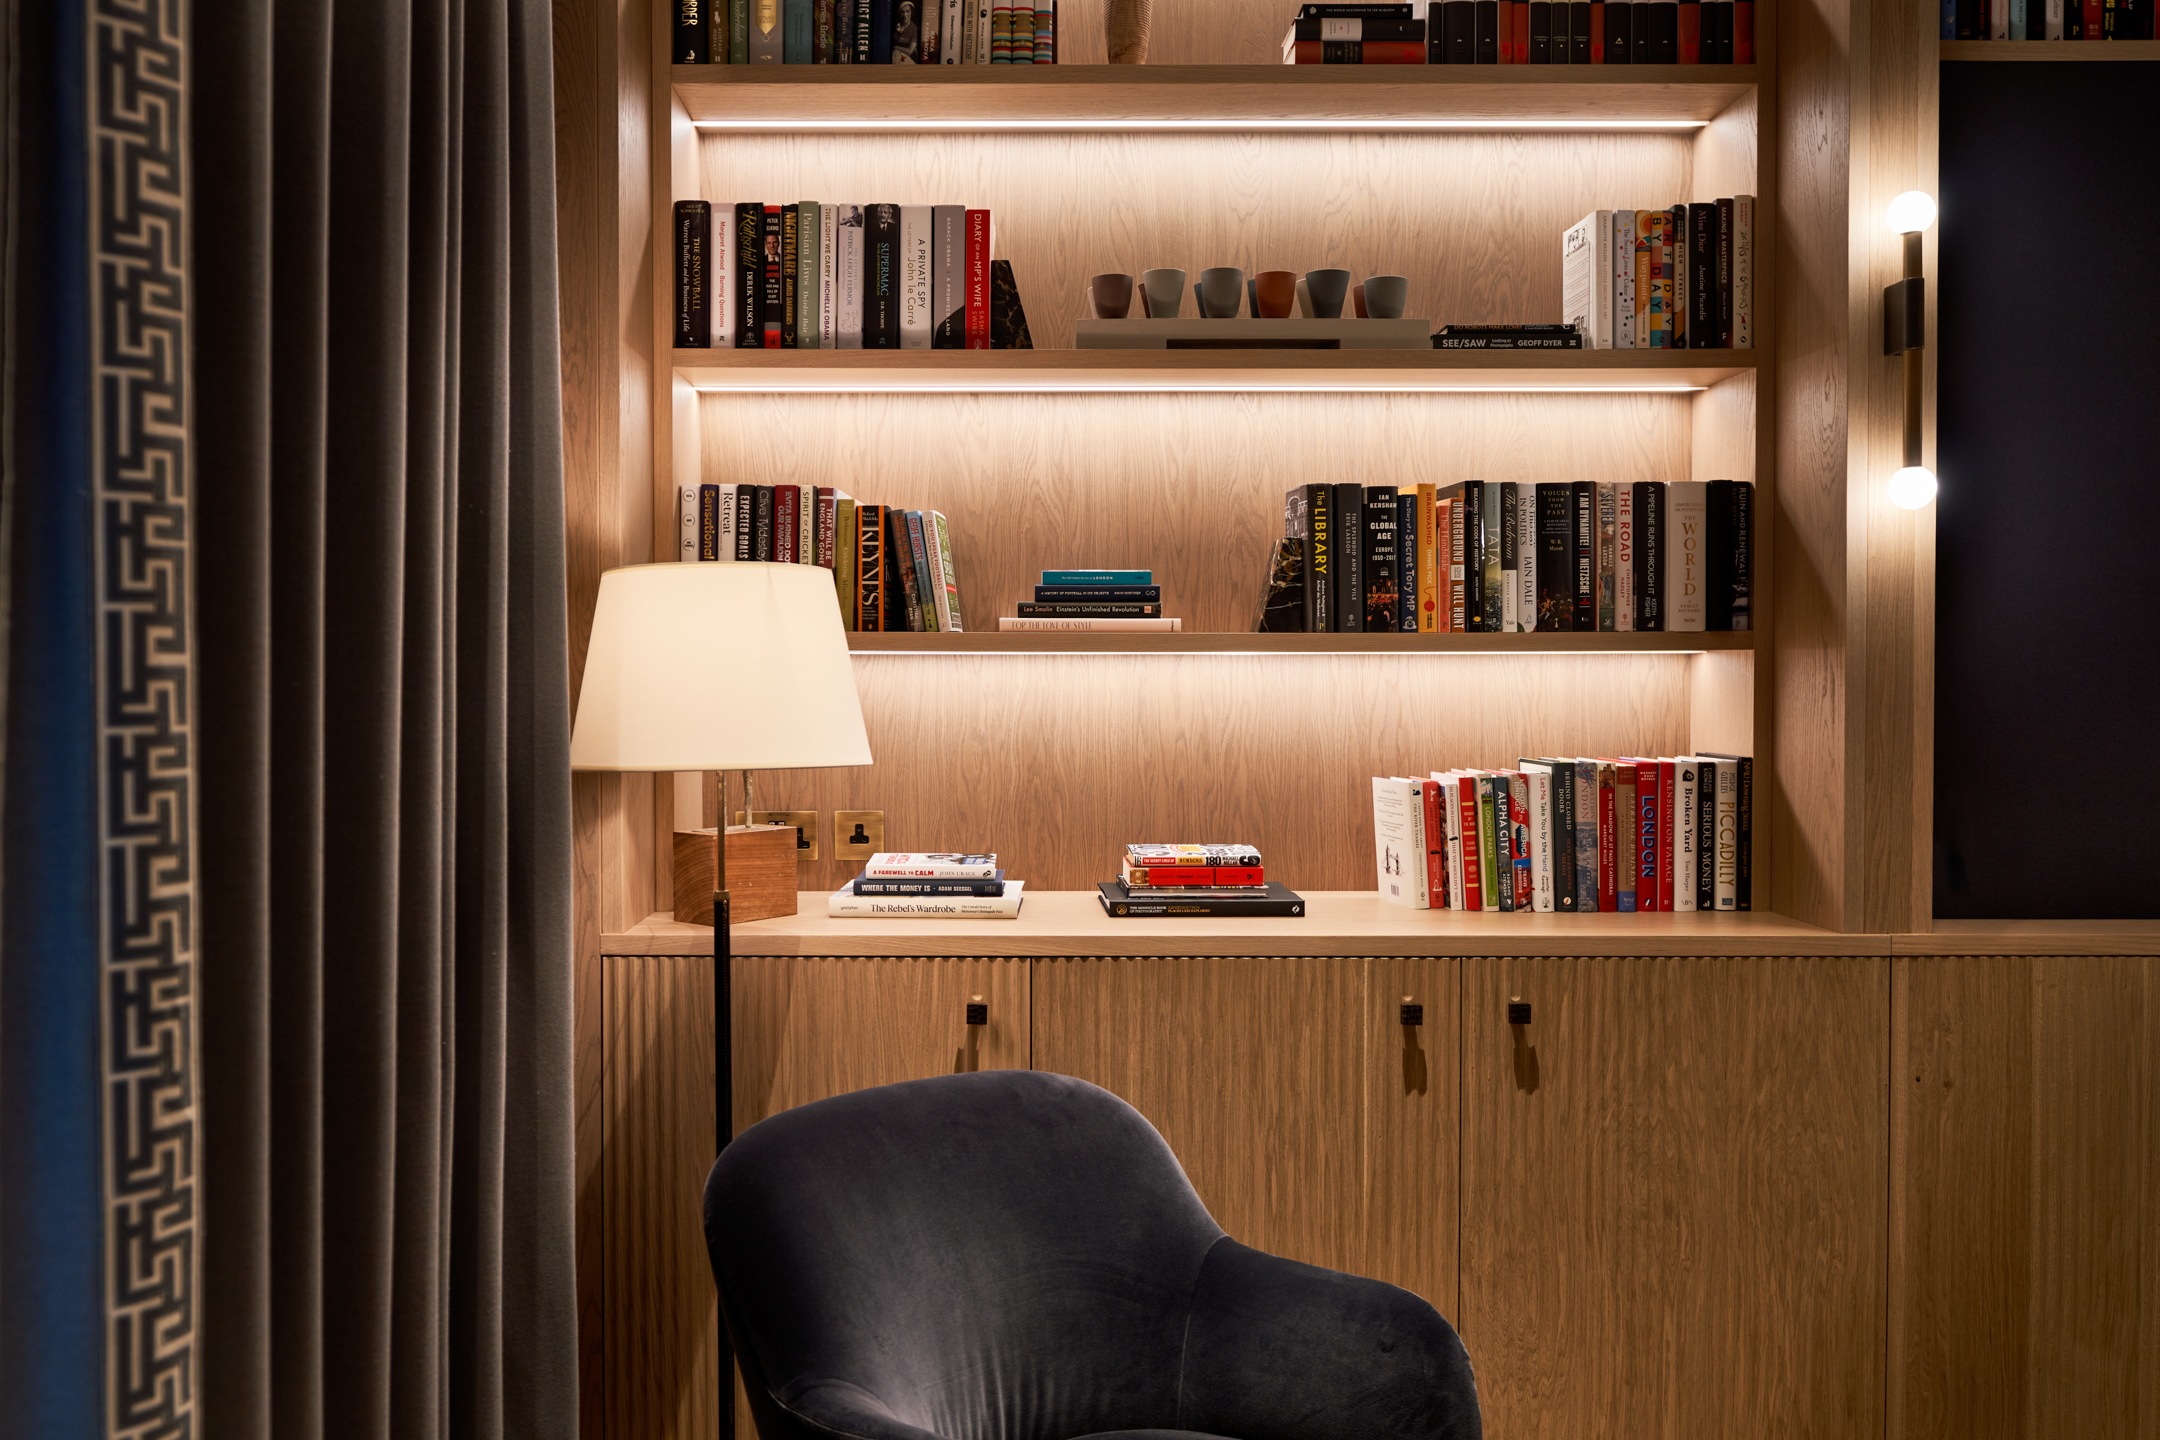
[674,825,797,924]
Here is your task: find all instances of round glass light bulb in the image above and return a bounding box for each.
[1886,190,1937,235]
[1888,465,1937,510]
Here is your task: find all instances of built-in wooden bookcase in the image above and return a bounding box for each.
[648,20,1778,902]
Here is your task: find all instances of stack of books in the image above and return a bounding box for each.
[1282,0,1755,63]
[1948,0,2153,38]
[1563,203,1757,350]
[1280,479,1753,634]
[673,202,1033,351]
[828,853,1025,917]
[679,488,965,634]
[1370,754,1753,914]
[998,570,1180,633]
[677,0,1062,65]
[1099,845,1306,917]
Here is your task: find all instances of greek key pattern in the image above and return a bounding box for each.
[90,2,197,1437]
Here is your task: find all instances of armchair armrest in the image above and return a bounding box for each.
[1175,1239,1481,1440]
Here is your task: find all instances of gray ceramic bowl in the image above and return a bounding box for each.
[1303,268,1352,319]
[1364,274,1410,319]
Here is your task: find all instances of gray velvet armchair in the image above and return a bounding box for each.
[702,1070,1482,1440]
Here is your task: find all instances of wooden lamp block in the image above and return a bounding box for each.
[673,826,798,926]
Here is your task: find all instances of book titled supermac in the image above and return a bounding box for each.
[860,851,999,879]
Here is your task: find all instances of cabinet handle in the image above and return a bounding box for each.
[1399,996,1424,1027]
[965,996,987,1027]
[1507,997,1532,1026]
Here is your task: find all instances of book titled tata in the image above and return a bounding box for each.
[1097,881,1306,918]
[852,869,1007,896]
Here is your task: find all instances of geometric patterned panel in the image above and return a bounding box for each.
[91,1,197,1435]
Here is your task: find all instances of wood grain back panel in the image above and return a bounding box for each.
[1365,956,1462,1318]
[1460,955,1887,1440]
[695,131,1700,350]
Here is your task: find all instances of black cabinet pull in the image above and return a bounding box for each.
[1507,999,1532,1026]
[965,998,988,1026]
[1399,998,1424,1027]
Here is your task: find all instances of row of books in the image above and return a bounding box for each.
[1098,844,1308,917]
[1564,203,1756,351]
[678,483,969,632]
[1947,0,2155,37]
[676,0,1061,64]
[827,853,1027,917]
[674,201,1034,350]
[1283,0,1754,62]
[1277,479,1752,634]
[997,568,1184,632]
[1371,753,1753,914]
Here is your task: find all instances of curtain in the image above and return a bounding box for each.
[0,0,577,1435]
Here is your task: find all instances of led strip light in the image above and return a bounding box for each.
[692,117,1711,133]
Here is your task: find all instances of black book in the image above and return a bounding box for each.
[1361,486,1400,632]
[1631,0,1651,58]
[733,202,763,350]
[855,870,1007,896]
[1688,202,1719,347]
[780,204,801,349]
[1534,483,1574,631]
[1693,757,1718,912]
[1700,754,1752,911]
[885,508,920,631]
[855,0,876,59]
[2026,0,2047,38]
[1296,14,1427,35]
[732,488,755,561]
[675,0,710,60]
[1034,585,1162,601]
[990,260,1034,350]
[1954,0,1982,36]
[1530,759,1579,910]
[1498,482,1520,634]
[1607,0,1631,58]
[1646,0,1677,60]
[1630,481,1665,630]
[1527,0,1553,59]
[1570,482,1595,631]
[674,201,711,348]
[1474,0,1500,59]
[1299,2,1416,14]
[1729,480,1751,631]
[1703,0,1730,60]
[869,0,894,60]
[760,205,783,348]
[1333,481,1364,632]
[1442,0,1476,59]
[1717,196,1735,346]
[1570,0,1591,60]
[1396,488,1421,632]
[1705,478,1735,630]
[1433,332,1584,349]
[1098,881,1307,919]
[864,204,899,349]
[1296,483,1334,634]
[752,485,776,562]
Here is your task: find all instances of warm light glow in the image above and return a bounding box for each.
[690,117,1711,134]
[691,382,1710,395]
[1885,190,1937,235]
[1888,465,1937,509]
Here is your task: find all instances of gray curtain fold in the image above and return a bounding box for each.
[191,1,575,1437]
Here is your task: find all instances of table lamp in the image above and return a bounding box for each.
[571,561,872,1154]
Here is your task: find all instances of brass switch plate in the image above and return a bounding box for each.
[738,810,818,861]
[834,810,885,863]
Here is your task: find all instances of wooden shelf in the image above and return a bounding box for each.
[1941,39,2160,59]
[674,63,1759,126]
[849,631,1754,655]
[603,893,1869,957]
[674,347,1755,391]
[1892,920,2160,955]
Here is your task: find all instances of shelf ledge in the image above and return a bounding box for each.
[845,632,1753,656]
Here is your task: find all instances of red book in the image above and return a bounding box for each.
[1458,775,1482,911]
[964,209,991,350]
[1678,0,1700,60]
[1496,0,1515,59]
[2083,0,2102,35]
[1511,3,1529,60]
[1629,758,1662,912]
[1289,39,1427,60]
[1421,780,1449,909]
[1733,0,1753,60]
[1123,864,1264,887]
[1596,762,1617,911]
[1657,758,1677,912]
[774,485,800,562]
[1590,1,1605,59]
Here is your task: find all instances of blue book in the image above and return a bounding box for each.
[869,0,894,61]
[1042,569,1151,585]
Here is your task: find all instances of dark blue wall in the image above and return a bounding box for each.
[1935,62,2160,918]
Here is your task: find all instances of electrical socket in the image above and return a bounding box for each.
[834,810,884,862]
[737,810,818,861]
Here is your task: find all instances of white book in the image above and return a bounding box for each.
[1611,209,1635,350]
[716,482,739,561]
[679,484,700,561]
[1712,762,1739,910]
[829,880,1025,918]
[995,617,1183,632]
[1615,484,1635,631]
[2010,0,2025,35]
[1430,771,1466,911]
[1519,764,1555,912]
[975,0,992,61]
[941,0,965,58]
[819,204,837,348]
[836,204,865,349]
[864,852,999,878]
[717,208,736,347]
[1666,481,1708,631]
[1372,778,1430,910]
[1990,0,2007,36]
[2046,0,2063,39]
[1670,757,1699,912]
[1562,211,1614,349]
[899,205,934,348]
[1732,196,1754,349]
[1515,488,1537,632]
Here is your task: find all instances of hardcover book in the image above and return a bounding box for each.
[1631,481,1665,629]
[1666,480,1707,630]
[1571,480,1596,631]
[1127,843,1262,866]
[1043,569,1151,584]
[864,852,999,878]
[932,204,967,347]
[1333,481,1364,632]
[761,204,783,347]
[674,201,711,348]
[1534,483,1572,630]
[1097,881,1305,918]
[831,881,1025,918]
[1033,585,1161,601]
[1373,777,1431,909]
[855,501,885,630]
[734,202,763,349]
[930,510,966,632]
[903,510,943,631]
[835,204,865,348]
[899,205,934,348]
[864,204,900,349]
[796,201,821,349]
[853,870,1007,896]
[1362,485,1401,632]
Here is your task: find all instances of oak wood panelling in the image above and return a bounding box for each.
[746,651,1695,894]
[1033,956,1460,1314]
[1461,956,1887,1440]
[1687,650,1755,756]
[696,131,1701,351]
[1893,956,2160,1440]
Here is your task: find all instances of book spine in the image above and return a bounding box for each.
[1514,484,1537,631]
[1459,480,1485,629]
[1678,0,1699,56]
[1476,777,1504,912]
[1289,38,1430,58]
[761,205,783,346]
[1496,0,1516,56]
[854,877,1006,895]
[751,485,774,561]
[1688,201,1717,346]
[1704,477,1735,630]
[964,210,991,349]
[1499,483,1521,631]
[1635,762,1661,909]
[1667,480,1708,630]
[1716,195,1734,347]
[938,0,962,57]
[932,205,966,347]
[1535,483,1573,630]
[899,205,933,348]
[1570,0,1591,59]
[922,0,943,61]
[1527,770,1553,910]
[1615,483,1634,631]
[869,0,894,60]
[1127,865,1266,886]
[1672,760,1698,912]
[1571,762,1598,912]
[1420,781,1448,906]
[1667,203,1687,348]
[1595,764,1617,910]
[1334,481,1364,632]
[1362,486,1400,631]
[1591,0,1606,57]
[865,204,898,348]
[676,0,711,60]
[1302,14,1433,39]
[992,0,1013,59]
[818,202,837,346]
[1595,481,1617,631]
[773,484,799,562]
[1729,754,1752,909]
[1571,480,1595,631]
[996,617,1183,632]
[1455,779,1482,910]
[1032,586,1162,601]
[1730,479,1751,631]
[1302,483,1333,633]
[884,509,920,630]
[1693,760,1717,910]
[796,202,820,347]
[1734,0,1752,54]
[1647,0,1677,57]
[1608,0,1632,56]
[1614,766,1637,910]
[674,201,711,348]
[902,511,941,631]
[1508,773,1533,907]
[784,0,812,59]
[680,484,701,561]
[1733,194,1754,348]
[1398,489,1422,632]
[855,503,883,630]
[816,0,838,57]
[835,205,864,347]
[1527,0,1552,58]
[815,487,837,569]
[835,498,856,623]
[734,203,762,347]
[1632,481,1664,630]
[733,489,755,560]
[1548,762,1577,909]
[1490,779,1514,912]
[1713,761,1738,909]
[930,509,965,632]
[1656,759,1676,910]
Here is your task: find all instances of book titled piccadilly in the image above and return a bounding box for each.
[1000,568,1181,632]
[1100,843,1304,917]
[829,880,1027,918]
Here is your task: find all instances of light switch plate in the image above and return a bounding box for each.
[834,810,885,862]
[738,810,818,861]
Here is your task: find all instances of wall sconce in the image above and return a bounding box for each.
[1883,190,1937,510]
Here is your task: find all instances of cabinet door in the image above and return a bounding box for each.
[1461,957,1887,1440]
[1033,955,1459,1316]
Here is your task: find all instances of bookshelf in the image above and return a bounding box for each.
[1940,38,2160,57]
